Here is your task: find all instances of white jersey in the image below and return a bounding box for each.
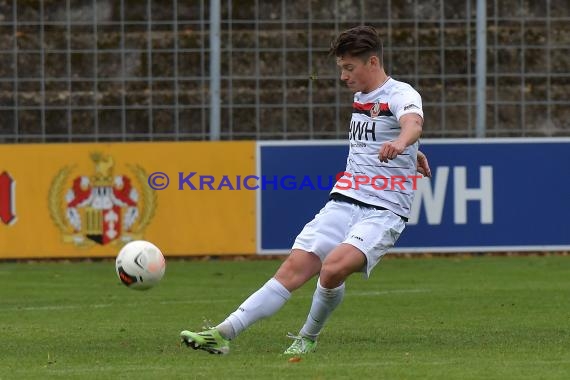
[330,77,423,219]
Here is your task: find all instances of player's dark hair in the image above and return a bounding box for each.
[329,25,383,64]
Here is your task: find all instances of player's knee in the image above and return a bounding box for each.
[275,258,296,279]
[274,252,320,291]
[319,263,350,288]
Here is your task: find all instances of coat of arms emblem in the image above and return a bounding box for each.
[48,152,156,247]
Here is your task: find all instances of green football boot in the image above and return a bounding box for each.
[283,332,317,354]
[180,328,230,355]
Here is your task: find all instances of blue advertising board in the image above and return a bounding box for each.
[257,138,570,253]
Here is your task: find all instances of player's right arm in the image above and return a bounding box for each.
[378,113,423,162]
[378,87,424,163]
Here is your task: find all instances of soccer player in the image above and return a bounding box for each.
[181,25,429,355]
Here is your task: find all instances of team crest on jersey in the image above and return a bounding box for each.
[48,152,156,248]
[370,102,390,118]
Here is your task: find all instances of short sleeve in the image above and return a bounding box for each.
[390,86,424,120]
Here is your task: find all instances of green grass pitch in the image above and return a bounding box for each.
[1,255,569,379]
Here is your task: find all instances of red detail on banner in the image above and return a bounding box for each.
[0,171,16,225]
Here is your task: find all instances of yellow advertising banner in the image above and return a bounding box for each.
[0,141,256,259]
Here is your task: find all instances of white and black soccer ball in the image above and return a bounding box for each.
[116,240,166,290]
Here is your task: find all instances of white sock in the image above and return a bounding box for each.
[216,277,291,340]
[299,278,345,341]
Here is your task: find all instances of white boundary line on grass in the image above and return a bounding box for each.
[21,358,570,376]
[0,289,430,312]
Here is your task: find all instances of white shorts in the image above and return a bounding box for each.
[292,198,406,278]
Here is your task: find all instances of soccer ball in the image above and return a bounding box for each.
[115,240,166,290]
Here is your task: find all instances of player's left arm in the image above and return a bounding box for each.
[378,113,423,162]
[416,150,431,177]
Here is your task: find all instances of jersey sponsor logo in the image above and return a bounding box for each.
[404,103,420,111]
[48,153,156,247]
[349,120,376,141]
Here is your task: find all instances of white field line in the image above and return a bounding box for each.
[16,358,570,376]
[0,288,430,312]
